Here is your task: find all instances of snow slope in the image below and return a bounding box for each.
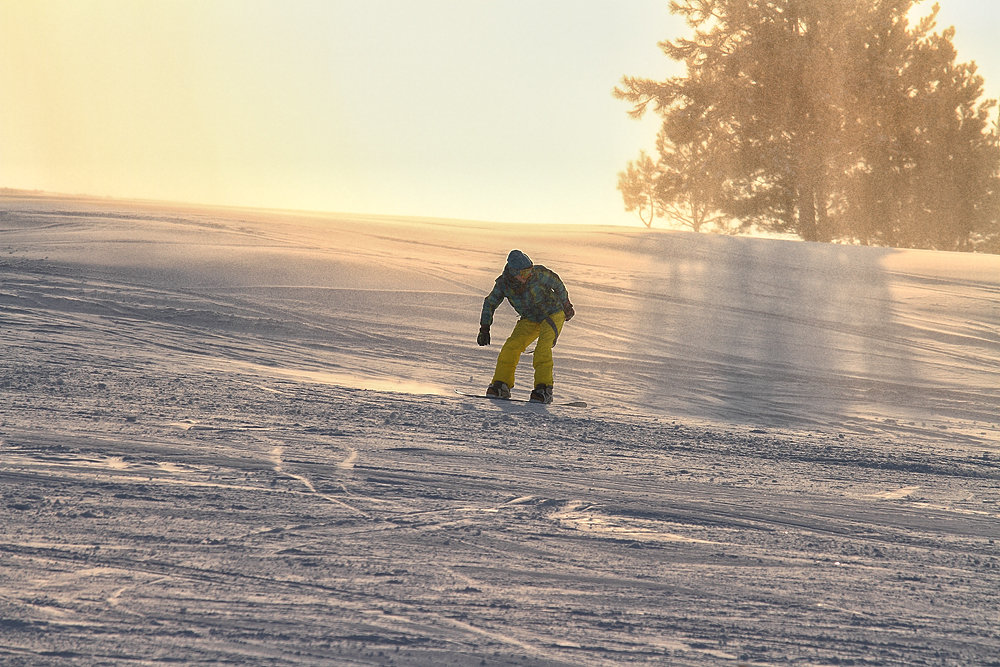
[1,194,998,665]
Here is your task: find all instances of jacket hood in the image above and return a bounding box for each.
[504,250,533,275]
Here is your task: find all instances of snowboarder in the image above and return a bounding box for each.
[477,250,575,403]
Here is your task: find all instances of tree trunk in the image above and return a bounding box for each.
[641,192,654,228]
[797,182,819,242]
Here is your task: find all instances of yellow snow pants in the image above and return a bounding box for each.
[492,311,565,389]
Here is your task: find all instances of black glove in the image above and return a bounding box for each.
[563,301,575,322]
[477,326,490,346]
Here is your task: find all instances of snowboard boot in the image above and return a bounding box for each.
[529,384,553,404]
[485,380,510,399]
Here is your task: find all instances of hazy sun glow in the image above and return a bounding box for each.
[1,0,997,225]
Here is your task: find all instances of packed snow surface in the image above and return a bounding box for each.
[1,194,998,665]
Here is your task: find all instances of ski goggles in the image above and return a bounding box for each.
[516,267,533,279]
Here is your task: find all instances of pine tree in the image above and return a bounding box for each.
[616,0,1000,250]
[616,151,660,228]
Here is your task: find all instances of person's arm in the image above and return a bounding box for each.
[480,280,505,328]
[478,280,505,345]
[539,268,574,320]
[538,268,568,303]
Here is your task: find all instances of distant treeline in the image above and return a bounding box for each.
[0,188,46,196]
[616,0,1000,253]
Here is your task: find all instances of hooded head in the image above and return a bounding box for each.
[504,250,533,276]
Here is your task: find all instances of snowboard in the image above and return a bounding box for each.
[456,390,587,408]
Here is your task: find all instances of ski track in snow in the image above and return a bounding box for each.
[0,196,999,665]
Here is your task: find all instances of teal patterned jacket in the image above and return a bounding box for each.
[480,265,569,328]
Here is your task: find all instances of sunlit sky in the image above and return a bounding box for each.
[1,1,997,226]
